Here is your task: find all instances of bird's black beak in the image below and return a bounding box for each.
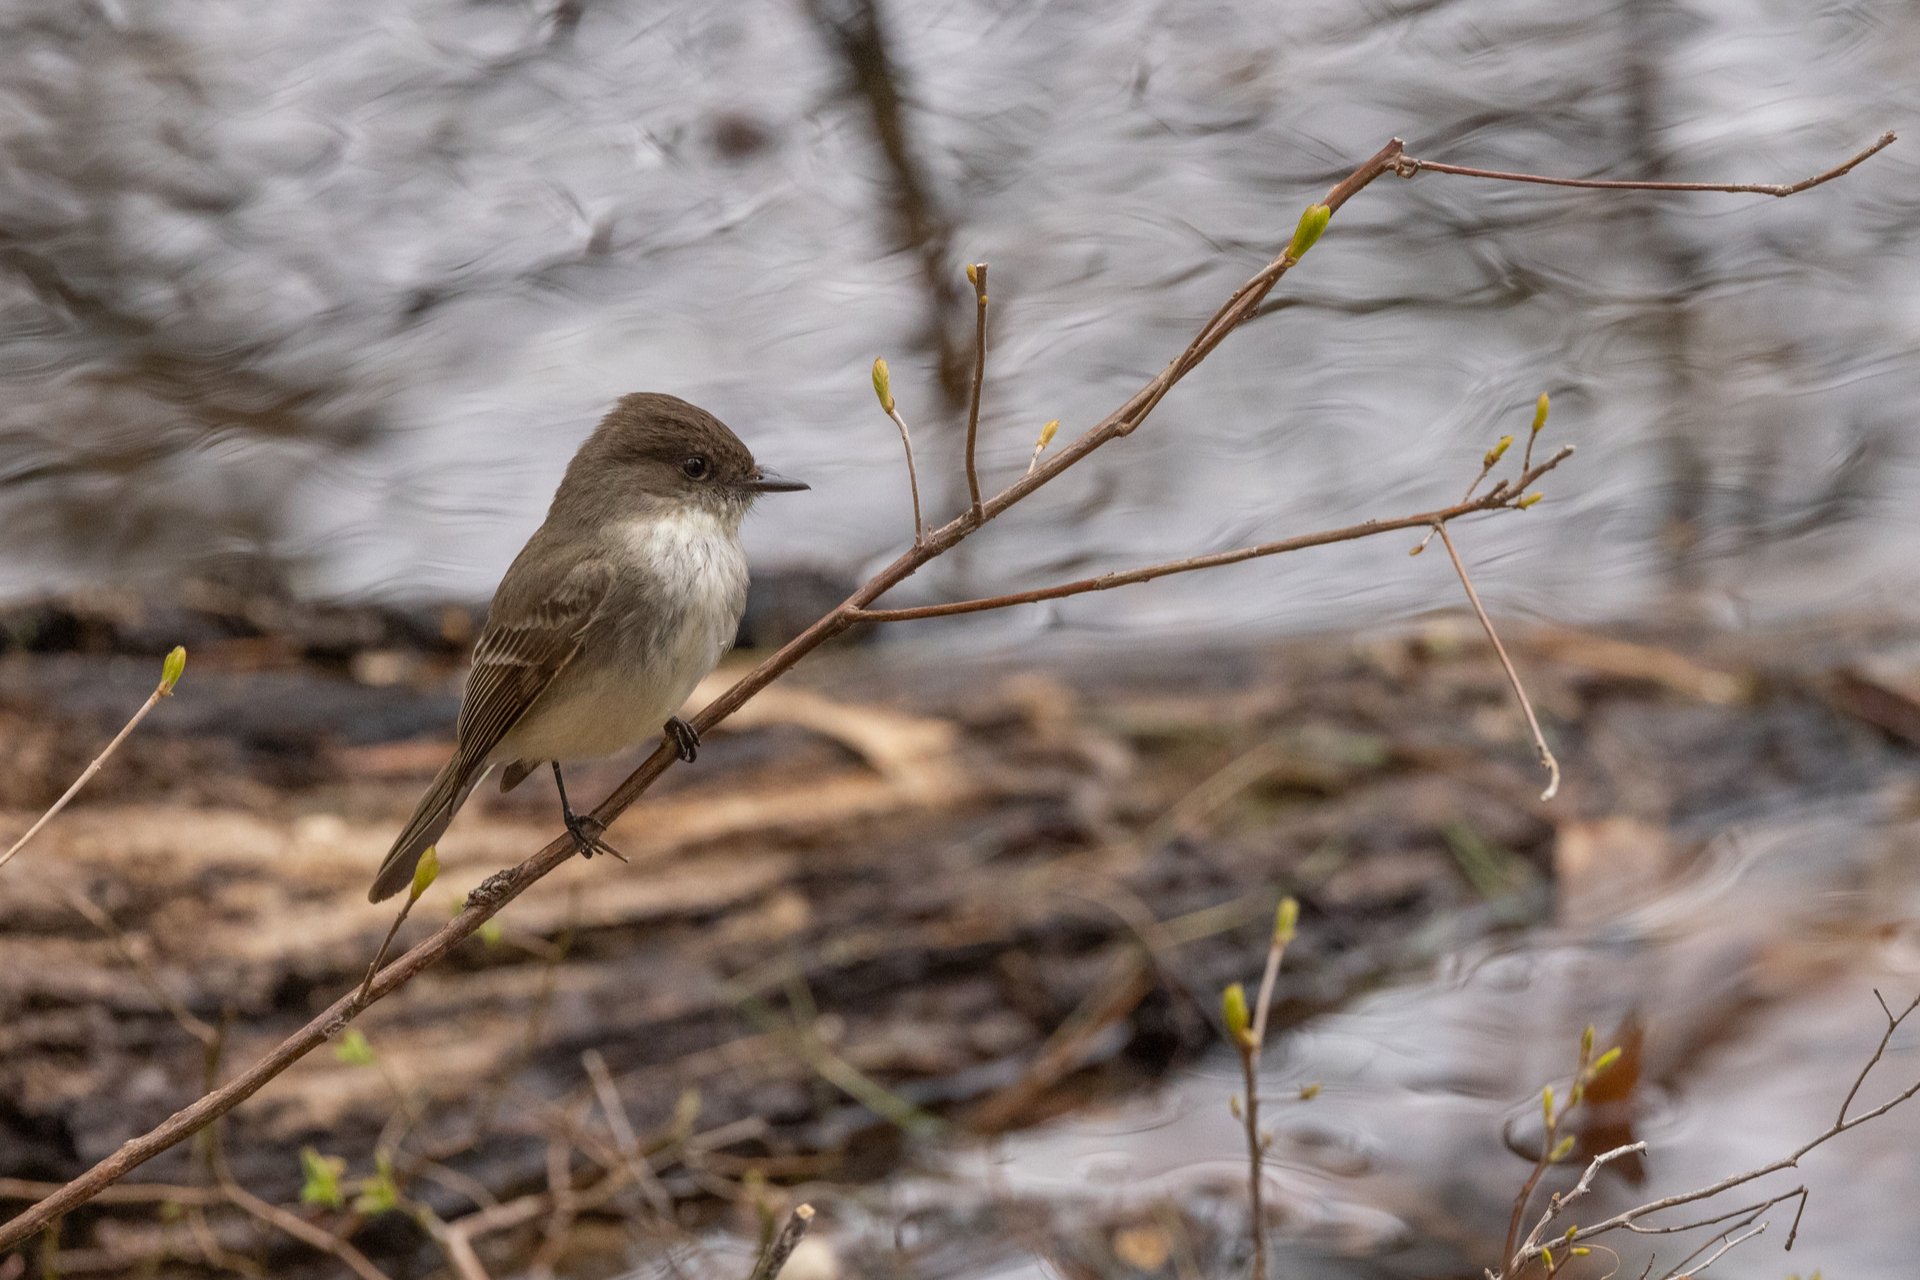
[744,467,809,494]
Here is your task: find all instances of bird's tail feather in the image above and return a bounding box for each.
[369,756,484,903]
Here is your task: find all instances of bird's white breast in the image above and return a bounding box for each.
[493,506,748,764]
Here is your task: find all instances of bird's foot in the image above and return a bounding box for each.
[665,716,700,763]
[563,809,628,863]
[551,761,627,863]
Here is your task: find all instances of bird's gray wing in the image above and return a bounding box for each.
[453,557,618,769]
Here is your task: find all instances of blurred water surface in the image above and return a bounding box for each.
[2,0,1917,634]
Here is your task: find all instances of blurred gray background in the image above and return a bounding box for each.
[2,0,1915,635]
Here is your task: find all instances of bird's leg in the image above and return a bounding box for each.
[664,716,700,763]
[550,762,627,863]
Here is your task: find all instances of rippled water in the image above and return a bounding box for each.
[634,785,1920,1280]
[931,791,1920,1277]
[3,0,1918,633]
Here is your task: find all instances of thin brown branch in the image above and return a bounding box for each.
[964,262,988,516]
[748,1204,815,1280]
[849,447,1574,623]
[2,128,1888,1250]
[1396,130,1896,196]
[1435,523,1561,801]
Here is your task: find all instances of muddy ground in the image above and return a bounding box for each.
[1,589,1917,1278]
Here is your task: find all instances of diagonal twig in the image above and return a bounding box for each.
[1434,523,1561,801]
[1,647,185,873]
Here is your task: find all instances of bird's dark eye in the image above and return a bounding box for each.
[681,456,711,480]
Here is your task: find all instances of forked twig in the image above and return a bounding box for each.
[1501,991,1920,1276]
[850,447,1573,623]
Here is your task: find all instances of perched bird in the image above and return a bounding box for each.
[369,393,807,902]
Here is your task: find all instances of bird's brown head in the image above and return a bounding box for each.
[554,392,806,528]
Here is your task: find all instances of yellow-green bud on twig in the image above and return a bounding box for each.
[1550,1134,1576,1162]
[1027,419,1062,476]
[1288,203,1332,261]
[1541,1246,1555,1271]
[1298,1082,1322,1101]
[159,645,187,695]
[965,263,979,287]
[1483,435,1513,469]
[871,357,896,414]
[1581,1024,1595,1060]
[1572,1248,1590,1258]
[1541,1084,1555,1126]
[1518,492,1544,510]
[410,845,440,902]
[1222,982,1253,1048]
[1591,1046,1623,1076]
[1273,895,1299,946]
[1532,392,1550,435]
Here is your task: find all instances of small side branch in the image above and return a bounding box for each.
[1396,130,1896,196]
[1,647,186,873]
[870,358,926,546]
[850,447,1574,623]
[963,262,989,518]
[1434,523,1560,801]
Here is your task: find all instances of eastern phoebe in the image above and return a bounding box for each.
[368,393,807,903]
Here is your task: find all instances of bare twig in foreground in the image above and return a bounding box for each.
[1498,990,1920,1277]
[749,1204,815,1280]
[963,261,989,516]
[1222,899,1299,1280]
[0,130,1892,1253]
[1434,523,1561,801]
[0,646,185,873]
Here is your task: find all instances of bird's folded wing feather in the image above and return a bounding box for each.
[453,558,617,766]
